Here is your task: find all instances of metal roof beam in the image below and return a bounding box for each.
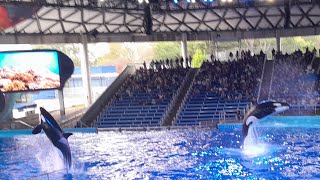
[2,26,320,44]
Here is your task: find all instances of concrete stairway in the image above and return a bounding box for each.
[258,60,275,101]
[162,68,198,126]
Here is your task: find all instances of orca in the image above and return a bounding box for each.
[242,100,290,140]
[32,107,72,169]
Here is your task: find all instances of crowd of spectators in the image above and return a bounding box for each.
[114,66,189,106]
[145,56,192,70]
[111,47,320,107]
[189,50,265,103]
[270,48,320,105]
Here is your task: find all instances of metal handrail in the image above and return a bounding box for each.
[172,68,200,125]
[14,120,34,129]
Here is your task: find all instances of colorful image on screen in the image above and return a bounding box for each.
[0,51,60,92]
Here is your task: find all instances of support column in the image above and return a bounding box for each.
[276,31,281,53]
[58,89,65,117]
[80,33,93,107]
[214,41,218,59]
[181,33,187,67]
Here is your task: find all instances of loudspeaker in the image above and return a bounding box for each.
[90,29,99,39]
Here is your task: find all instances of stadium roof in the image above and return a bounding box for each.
[0,0,319,44]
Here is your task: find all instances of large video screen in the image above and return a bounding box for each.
[0,51,60,92]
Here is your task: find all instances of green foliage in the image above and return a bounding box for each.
[152,42,181,60]
[281,36,318,53]
[192,49,206,68]
[240,38,276,58]
[188,41,213,57]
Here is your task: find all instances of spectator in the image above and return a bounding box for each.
[272,48,276,59]
[143,61,147,69]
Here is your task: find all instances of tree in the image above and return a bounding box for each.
[93,43,154,72]
[152,42,181,60]
[188,41,213,57]
[192,49,206,68]
[281,36,317,53]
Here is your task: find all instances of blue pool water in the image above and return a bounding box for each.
[1,117,320,179]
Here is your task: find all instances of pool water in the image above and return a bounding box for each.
[1,125,320,179]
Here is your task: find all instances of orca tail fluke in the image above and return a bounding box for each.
[32,124,43,134]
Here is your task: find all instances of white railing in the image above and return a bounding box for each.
[14,120,34,129]
[219,111,226,124]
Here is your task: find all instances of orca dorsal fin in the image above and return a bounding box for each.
[63,133,73,139]
[32,124,43,134]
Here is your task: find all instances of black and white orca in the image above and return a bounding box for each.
[32,107,72,169]
[242,100,290,140]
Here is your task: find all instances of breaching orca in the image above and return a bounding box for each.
[242,100,290,140]
[32,107,72,169]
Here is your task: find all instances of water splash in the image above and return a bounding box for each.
[33,135,85,179]
[35,138,65,173]
[244,125,258,145]
[242,125,267,158]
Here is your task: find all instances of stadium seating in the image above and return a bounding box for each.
[94,67,189,128]
[175,53,264,126]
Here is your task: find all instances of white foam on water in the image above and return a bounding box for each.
[242,143,268,158]
[242,125,268,158]
[35,139,65,173]
[33,135,85,178]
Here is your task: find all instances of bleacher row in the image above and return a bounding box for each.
[93,54,264,128]
[90,49,320,129]
[94,68,188,128]
[175,93,250,126]
[95,91,170,128]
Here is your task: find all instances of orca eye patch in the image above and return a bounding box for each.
[273,103,281,107]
